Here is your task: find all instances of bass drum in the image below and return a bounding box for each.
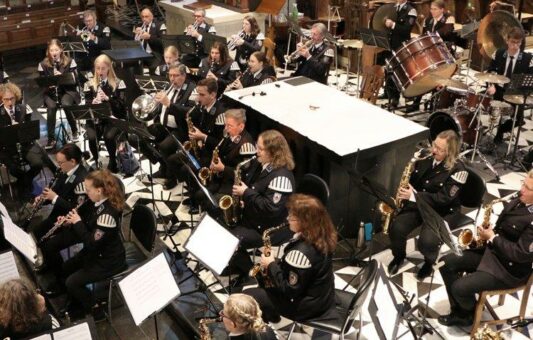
[427,110,476,145]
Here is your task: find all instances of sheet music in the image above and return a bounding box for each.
[53,322,92,340]
[184,214,239,275]
[29,334,52,340]
[118,253,180,325]
[0,251,20,284]
[0,201,11,220]
[375,272,398,339]
[2,216,38,264]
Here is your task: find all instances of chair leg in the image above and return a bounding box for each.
[519,282,532,320]
[287,322,297,340]
[471,292,487,337]
[356,311,362,340]
[498,294,505,306]
[108,280,114,322]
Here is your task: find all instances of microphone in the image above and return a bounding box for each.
[238,91,267,100]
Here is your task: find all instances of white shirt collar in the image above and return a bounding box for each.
[229,331,246,336]
[66,164,80,177]
[205,100,216,113]
[262,162,271,171]
[94,197,108,207]
[253,69,262,78]
[508,50,519,59]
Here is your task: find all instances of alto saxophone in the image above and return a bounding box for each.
[378,148,432,234]
[249,222,288,288]
[198,317,221,340]
[458,192,519,249]
[219,156,256,226]
[198,136,226,186]
[183,105,200,158]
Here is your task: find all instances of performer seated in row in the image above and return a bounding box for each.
[76,10,111,72]
[225,130,295,286]
[31,144,88,242]
[164,77,225,193]
[487,28,533,144]
[0,279,59,339]
[388,130,468,279]
[289,23,334,85]
[134,7,167,74]
[229,15,264,72]
[225,52,275,92]
[83,54,126,172]
[221,293,268,339]
[59,169,126,320]
[0,83,46,198]
[407,0,455,113]
[155,45,181,77]
[438,170,533,327]
[181,9,217,68]
[198,41,240,97]
[244,193,337,323]
[38,39,81,149]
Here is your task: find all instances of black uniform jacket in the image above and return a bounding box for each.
[157,78,196,129]
[138,20,166,55]
[82,22,111,61]
[390,2,417,51]
[487,49,533,100]
[422,13,454,43]
[234,32,264,71]
[0,103,31,128]
[407,157,467,217]
[49,165,88,219]
[478,198,533,287]
[241,160,295,232]
[72,199,126,271]
[187,100,226,156]
[38,57,79,97]
[267,235,337,322]
[240,68,275,88]
[294,41,334,84]
[84,79,127,120]
[198,57,240,93]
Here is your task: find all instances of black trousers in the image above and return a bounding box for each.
[495,106,525,139]
[40,228,80,276]
[44,91,79,139]
[389,208,458,264]
[440,250,510,313]
[244,287,284,323]
[377,51,400,102]
[86,120,120,170]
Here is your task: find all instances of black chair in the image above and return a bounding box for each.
[446,165,486,230]
[296,173,330,205]
[287,259,378,340]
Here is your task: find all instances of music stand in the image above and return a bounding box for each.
[459,20,480,86]
[360,28,391,52]
[202,34,227,55]
[35,73,78,145]
[0,120,40,148]
[135,75,169,93]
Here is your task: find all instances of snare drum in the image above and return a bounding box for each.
[435,86,468,109]
[427,109,477,145]
[465,91,492,111]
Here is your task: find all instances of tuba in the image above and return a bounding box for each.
[379,148,432,234]
[198,136,226,186]
[219,156,256,226]
[198,317,221,340]
[249,222,288,287]
[458,192,519,249]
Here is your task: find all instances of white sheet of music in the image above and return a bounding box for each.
[29,334,51,340]
[184,214,240,275]
[0,251,20,284]
[53,322,92,340]
[0,201,11,221]
[118,253,180,325]
[2,215,38,264]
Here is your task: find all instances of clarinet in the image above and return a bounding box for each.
[39,198,88,243]
[22,169,61,229]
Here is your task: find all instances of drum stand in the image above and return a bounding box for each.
[460,90,500,179]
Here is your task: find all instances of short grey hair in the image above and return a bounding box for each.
[168,63,187,76]
[225,108,246,124]
[194,9,206,17]
[312,23,327,37]
[83,10,97,21]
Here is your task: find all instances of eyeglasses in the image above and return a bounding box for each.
[194,14,203,18]
[2,97,15,102]
[431,142,446,153]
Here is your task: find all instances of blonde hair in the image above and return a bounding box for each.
[225,108,246,124]
[164,45,180,60]
[0,83,22,102]
[225,294,265,333]
[436,129,460,170]
[259,130,295,170]
[527,169,533,179]
[91,54,118,91]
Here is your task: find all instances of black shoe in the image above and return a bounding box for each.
[182,197,191,206]
[389,99,399,110]
[45,138,56,150]
[387,257,404,275]
[229,274,249,288]
[188,205,199,215]
[152,170,165,178]
[437,313,473,327]
[163,179,177,190]
[417,262,434,280]
[92,304,106,322]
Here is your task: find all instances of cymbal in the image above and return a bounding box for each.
[429,74,468,90]
[474,72,510,85]
[338,39,363,49]
[477,10,523,60]
[503,94,533,106]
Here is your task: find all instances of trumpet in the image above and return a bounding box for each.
[285,39,314,63]
[134,24,148,41]
[77,28,91,42]
[184,22,199,36]
[227,30,245,50]
[198,136,226,186]
[39,198,88,243]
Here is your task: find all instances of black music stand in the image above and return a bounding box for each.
[164,35,197,55]
[135,75,169,93]
[0,120,40,147]
[35,73,78,146]
[103,47,153,70]
[202,34,228,55]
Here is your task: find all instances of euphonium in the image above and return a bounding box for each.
[219,156,256,226]
[249,222,288,287]
[286,39,314,62]
[198,316,221,340]
[183,105,200,157]
[379,148,432,234]
[458,192,519,249]
[198,136,225,186]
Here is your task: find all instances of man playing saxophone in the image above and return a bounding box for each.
[438,171,533,327]
[388,130,468,279]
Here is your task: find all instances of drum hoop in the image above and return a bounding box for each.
[395,33,444,54]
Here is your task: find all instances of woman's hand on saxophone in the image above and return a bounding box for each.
[477,225,495,241]
[232,182,248,197]
[398,184,414,201]
[260,252,275,268]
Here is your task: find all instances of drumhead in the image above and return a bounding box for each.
[427,110,462,142]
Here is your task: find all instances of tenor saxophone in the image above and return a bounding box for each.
[378,148,432,234]
[198,136,226,186]
[249,222,288,288]
[198,317,221,340]
[458,192,519,249]
[219,156,256,226]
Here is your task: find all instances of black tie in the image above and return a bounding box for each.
[505,56,514,79]
[142,25,148,50]
[9,109,15,122]
[163,89,178,126]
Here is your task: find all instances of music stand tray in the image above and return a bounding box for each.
[360,28,391,51]
[135,75,169,92]
[35,73,77,88]
[104,48,153,68]
[63,102,112,122]
[0,120,40,147]
[202,34,227,55]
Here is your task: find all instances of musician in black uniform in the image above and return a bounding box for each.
[487,28,533,144]
[165,78,225,194]
[244,194,337,323]
[0,83,45,198]
[181,9,217,68]
[60,169,126,320]
[134,7,167,74]
[230,16,264,72]
[438,171,533,327]
[388,130,468,279]
[76,10,111,71]
[198,41,240,97]
[31,144,88,241]
[84,54,126,172]
[290,23,334,85]
[225,130,295,285]
[407,0,455,113]
[155,45,181,77]
[38,39,81,149]
[226,52,276,91]
[379,0,417,109]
